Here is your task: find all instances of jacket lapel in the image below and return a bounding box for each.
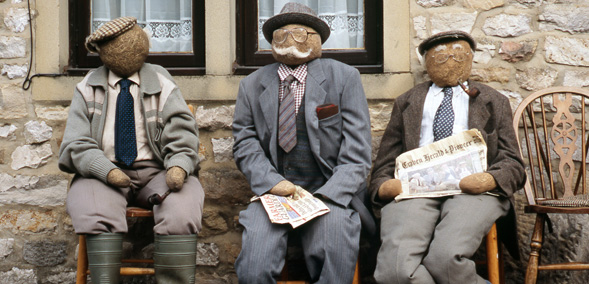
[467,81,491,132]
[403,82,431,150]
[304,59,327,156]
[259,63,280,165]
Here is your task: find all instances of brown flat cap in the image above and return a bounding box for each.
[418,30,476,55]
[85,16,137,53]
[262,2,330,44]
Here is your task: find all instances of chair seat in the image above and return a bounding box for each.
[524,204,589,214]
[126,207,154,217]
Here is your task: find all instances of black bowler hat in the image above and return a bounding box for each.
[418,30,477,55]
[262,2,331,44]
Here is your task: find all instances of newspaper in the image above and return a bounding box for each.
[394,129,487,201]
[251,186,330,228]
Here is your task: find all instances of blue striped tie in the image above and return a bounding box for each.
[279,75,297,152]
[114,78,137,166]
[433,87,454,141]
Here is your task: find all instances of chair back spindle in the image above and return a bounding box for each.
[513,87,589,205]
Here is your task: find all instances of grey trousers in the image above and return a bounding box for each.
[374,194,510,284]
[235,200,361,284]
[67,161,204,235]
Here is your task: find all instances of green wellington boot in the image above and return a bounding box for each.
[86,233,123,284]
[154,234,198,284]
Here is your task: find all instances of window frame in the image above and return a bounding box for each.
[235,0,383,75]
[68,0,205,76]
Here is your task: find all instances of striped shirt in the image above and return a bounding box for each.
[277,63,308,115]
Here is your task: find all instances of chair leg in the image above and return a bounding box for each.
[525,214,545,284]
[352,260,360,284]
[498,242,505,284]
[486,223,499,284]
[76,235,88,284]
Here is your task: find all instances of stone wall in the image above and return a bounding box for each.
[2,0,589,283]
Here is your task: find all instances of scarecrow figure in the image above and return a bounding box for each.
[369,31,526,284]
[232,3,374,283]
[59,16,204,283]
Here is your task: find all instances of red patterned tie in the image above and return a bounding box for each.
[279,75,297,152]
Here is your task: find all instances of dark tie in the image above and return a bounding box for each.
[114,78,137,166]
[278,75,297,152]
[433,87,455,141]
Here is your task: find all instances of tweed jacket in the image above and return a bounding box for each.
[233,58,375,233]
[369,80,526,256]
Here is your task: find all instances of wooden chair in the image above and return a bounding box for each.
[483,223,504,284]
[75,104,196,284]
[512,86,589,284]
[76,207,155,284]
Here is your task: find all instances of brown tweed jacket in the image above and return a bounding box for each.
[369,80,526,258]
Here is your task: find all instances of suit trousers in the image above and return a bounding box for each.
[374,194,510,284]
[235,200,361,284]
[67,161,204,235]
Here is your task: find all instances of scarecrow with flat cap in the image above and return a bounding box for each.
[368,30,526,283]
[232,2,374,283]
[59,16,204,283]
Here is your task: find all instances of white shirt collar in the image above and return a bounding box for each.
[431,82,468,97]
[108,70,140,88]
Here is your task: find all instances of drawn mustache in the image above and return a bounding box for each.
[273,45,312,58]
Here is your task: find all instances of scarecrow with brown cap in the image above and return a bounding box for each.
[59,17,204,283]
[368,31,526,283]
[232,2,374,283]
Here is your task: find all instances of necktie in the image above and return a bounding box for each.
[433,87,455,141]
[114,78,137,166]
[279,75,297,152]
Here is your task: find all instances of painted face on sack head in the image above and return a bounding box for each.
[272,24,322,66]
[425,40,473,87]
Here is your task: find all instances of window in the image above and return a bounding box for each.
[236,0,382,74]
[68,0,205,75]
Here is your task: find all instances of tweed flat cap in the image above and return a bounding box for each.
[418,30,476,55]
[85,16,137,53]
[262,2,330,44]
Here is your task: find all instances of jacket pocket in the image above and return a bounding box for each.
[485,130,498,161]
[154,127,163,146]
[318,111,341,127]
[318,112,342,166]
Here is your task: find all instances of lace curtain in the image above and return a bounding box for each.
[258,0,364,50]
[91,0,192,53]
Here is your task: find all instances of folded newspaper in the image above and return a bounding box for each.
[394,129,487,201]
[251,186,330,228]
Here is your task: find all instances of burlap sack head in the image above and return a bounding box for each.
[85,17,149,77]
[421,31,475,87]
[265,3,327,66]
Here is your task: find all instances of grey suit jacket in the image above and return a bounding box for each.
[369,80,526,256]
[233,58,375,233]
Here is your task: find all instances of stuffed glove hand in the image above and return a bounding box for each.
[166,166,186,192]
[107,168,131,188]
[378,179,403,202]
[269,180,297,196]
[459,172,497,194]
